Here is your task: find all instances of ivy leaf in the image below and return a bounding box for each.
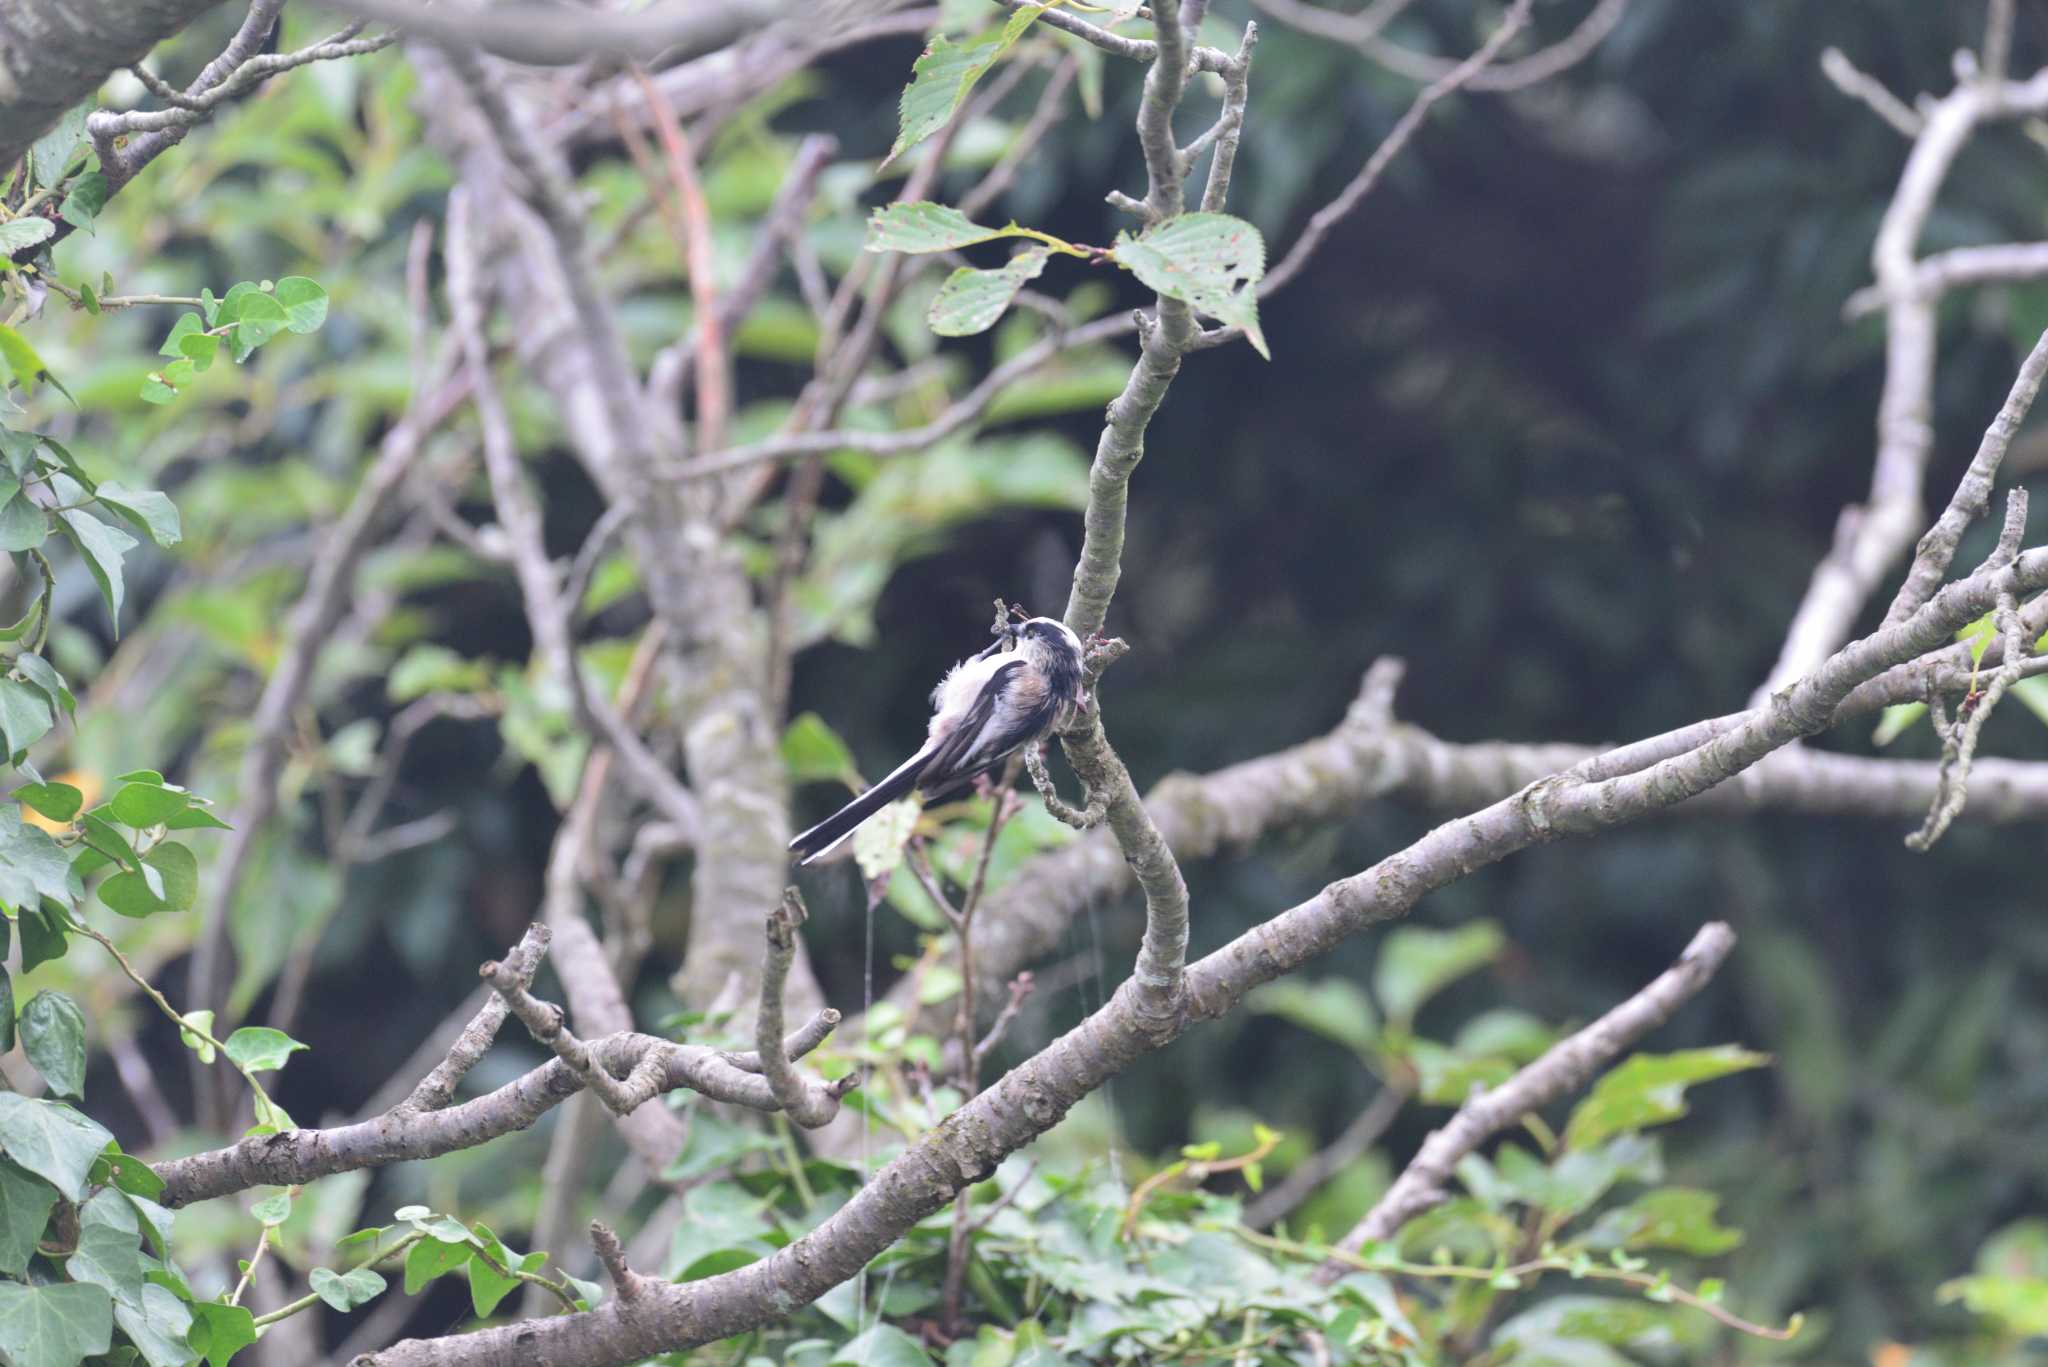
[310,1265,386,1312]
[273,277,329,334]
[0,679,52,757]
[108,781,190,829]
[0,1093,113,1200]
[1564,1046,1771,1150]
[66,1188,144,1308]
[113,1283,191,1367]
[13,654,73,715]
[186,1301,257,1367]
[0,492,48,553]
[93,483,181,549]
[0,1161,56,1276]
[0,809,76,915]
[929,248,1050,336]
[58,509,138,628]
[0,1281,112,1367]
[222,1027,308,1074]
[829,1324,934,1367]
[1112,212,1270,359]
[887,6,1050,166]
[466,1241,522,1317]
[19,990,85,1098]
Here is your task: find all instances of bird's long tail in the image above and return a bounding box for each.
[789,748,932,866]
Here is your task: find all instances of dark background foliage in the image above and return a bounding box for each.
[97,0,2045,1357]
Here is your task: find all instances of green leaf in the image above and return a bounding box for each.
[830,1324,934,1367]
[90,1146,164,1202]
[0,1094,113,1200]
[13,654,72,715]
[1564,1046,1770,1150]
[0,1160,56,1276]
[58,509,138,627]
[466,1245,521,1317]
[0,221,55,256]
[0,326,71,402]
[97,842,196,919]
[1373,920,1504,1027]
[888,6,1049,165]
[2009,675,2048,729]
[108,781,190,829]
[0,1281,112,1367]
[66,1188,144,1308]
[219,289,288,359]
[866,202,1018,255]
[28,105,87,188]
[1959,612,1995,666]
[0,967,12,1055]
[853,796,922,880]
[223,1027,308,1074]
[1112,212,1269,358]
[58,173,108,232]
[93,483,181,549]
[0,493,48,552]
[1586,1187,1743,1256]
[782,712,859,786]
[0,599,42,643]
[178,1010,216,1065]
[19,990,85,1098]
[178,327,220,373]
[404,1237,473,1294]
[186,1301,257,1367]
[250,1190,292,1226]
[0,810,76,915]
[387,642,491,702]
[929,248,1050,336]
[158,314,205,360]
[113,1284,191,1367]
[1245,976,1378,1056]
[0,679,52,756]
[311,1264,386,1313]
[17,903,67,972]
[165,805,231,832]
[272,277,329,334]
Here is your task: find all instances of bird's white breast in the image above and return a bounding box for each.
[929,651,1015,738]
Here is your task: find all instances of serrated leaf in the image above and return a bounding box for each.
[58,173,108,232]
[58,509,137,628]
[929,248,1049,336]
[0,1094,112,1200]
[223,1027,307,1074]
[865,202,1016,255]
[0,1281,111,1367]
[94,483,181,548]
[1373,920,1504,1027]
[1565,1046,1770,1150]
[888,7,1048,165]
[1113,212,1269,358]
[0,221,55,256]
[19,990,85,1098]
[273,277,328,334]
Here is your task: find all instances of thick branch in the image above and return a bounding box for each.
[0,0,222,171]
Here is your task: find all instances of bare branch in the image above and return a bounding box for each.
[1314,922,1737,1278]
[310,0,800,66]
[1821,46,1924,136]
[400,924,552,1114]
[1845,241,2048,317]
[754,891,855,1127]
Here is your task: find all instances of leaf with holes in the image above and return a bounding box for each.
[887,5,1050,166]
[1112,212,1269,359]
[866,202,1021,255]
[929,248,1049,336]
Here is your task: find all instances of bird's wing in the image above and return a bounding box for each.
[921,659,1061,800]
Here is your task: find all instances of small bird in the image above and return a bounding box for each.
[789,615,1086,866]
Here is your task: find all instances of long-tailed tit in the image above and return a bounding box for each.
[789,616,1086,866]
